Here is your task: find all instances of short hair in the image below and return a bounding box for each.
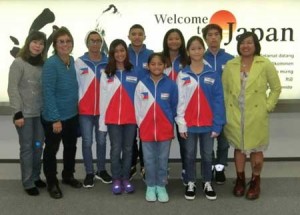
[52,26,74,54]
[237,31,261,56]
[129,24,145,34]
[202,24,223,40]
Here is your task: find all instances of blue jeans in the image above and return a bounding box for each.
[213,129,229,166]
[142,140,171,187]
[185,132,214,182]
[107,124,136,180]
[16,117,44,189]
[79,115,107,174]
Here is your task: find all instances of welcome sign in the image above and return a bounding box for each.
[0,0,298,102]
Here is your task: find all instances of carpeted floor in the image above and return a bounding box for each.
[0,161,300,215]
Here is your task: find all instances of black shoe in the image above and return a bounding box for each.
[83,174,95,188]
[203,182,217,200]
[25,187,39,196]
[62,177,82,188]
[185,182,196,200]
[34,179,47,188]
[95,170,112,184]
[47,184,62,199]
[129,166,137,181]
[215,164,226,184]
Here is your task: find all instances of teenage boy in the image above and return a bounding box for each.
[75,30,112,188]
[202,24,234,184]
[128,24,153,180]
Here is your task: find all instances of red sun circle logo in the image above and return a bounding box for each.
[210,10,237,37]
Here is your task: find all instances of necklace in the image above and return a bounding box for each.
[59,56,70,70]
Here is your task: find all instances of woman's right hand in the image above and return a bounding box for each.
[14,118,24,127]
[180,132,188,139]
[53,121,62,134]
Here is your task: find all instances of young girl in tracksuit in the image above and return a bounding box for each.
[134,53,178,202]
[162,28,189,183]
[99,39,138,195]
[176,36,225,201]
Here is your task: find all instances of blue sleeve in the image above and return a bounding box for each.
[212,74,226,133]
[42,58,60,121]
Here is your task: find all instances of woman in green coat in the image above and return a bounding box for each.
[222,32,281,200]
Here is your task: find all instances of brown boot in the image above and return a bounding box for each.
[233,172,246,197]
[246,174,260,200]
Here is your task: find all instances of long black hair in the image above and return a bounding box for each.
[105,39,133,77]
[162,28,188,68]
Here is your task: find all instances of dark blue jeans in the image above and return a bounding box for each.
[185,132,214,182]
[213,129,229,166]
[107,124,136,180]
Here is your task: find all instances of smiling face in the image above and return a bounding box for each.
[167,32,182,52]
[188,39,205,62]
[239,36,255,57]
[114,44,127,66]
[55,34,73,56]
[128,28,145,49]
[29,39,45,57]
[148,55,165,78]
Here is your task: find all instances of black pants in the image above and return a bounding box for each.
[42,115,78,185]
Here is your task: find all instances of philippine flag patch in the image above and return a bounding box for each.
[141,92,149,100]
[107,76,114,83]
[80,68,89,75]
[182,76,191,85]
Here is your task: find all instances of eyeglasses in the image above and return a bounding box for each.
[88,39,102,45]
[57,39,72,45]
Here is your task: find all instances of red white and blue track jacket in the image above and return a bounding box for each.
[99,69,138,131]
[75,52,108,115]
[135,74,178,142]
[164,56,211,82]
[163,55,183,81]
[175,65,226,134]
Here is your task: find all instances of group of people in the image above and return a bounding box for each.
[7,23,281,202]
